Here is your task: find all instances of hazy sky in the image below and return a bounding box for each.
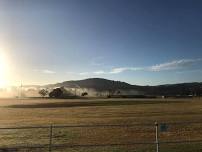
[0,0,202,86]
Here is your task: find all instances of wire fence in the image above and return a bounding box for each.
[0,121,202,152]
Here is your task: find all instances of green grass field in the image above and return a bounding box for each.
[0,98,202,151]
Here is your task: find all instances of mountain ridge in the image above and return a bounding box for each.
[44,78,202,96]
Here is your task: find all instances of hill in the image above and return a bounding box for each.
[45,78,202,96]
[46,78,136,90]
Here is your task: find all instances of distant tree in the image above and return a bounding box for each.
[38,89,48,97]
[81,92,88,96]
[194,86,202,97]
[107,88,117,98]
[49,88,63,98]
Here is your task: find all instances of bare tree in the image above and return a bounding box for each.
[38,89,48,97]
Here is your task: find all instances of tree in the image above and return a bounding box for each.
[49,88,63,98]
[81,92,88,96]
[38,89,48,97]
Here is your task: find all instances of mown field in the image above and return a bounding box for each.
[0,98,202,152]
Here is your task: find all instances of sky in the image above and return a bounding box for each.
[0,0,202,86]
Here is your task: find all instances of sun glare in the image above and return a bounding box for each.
[0,51,8,88]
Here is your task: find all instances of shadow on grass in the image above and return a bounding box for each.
[6,100,187,109]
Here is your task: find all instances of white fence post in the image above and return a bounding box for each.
[155,122,159,152]
[49,124,53,152]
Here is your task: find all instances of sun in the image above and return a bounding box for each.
[0,51,8,88]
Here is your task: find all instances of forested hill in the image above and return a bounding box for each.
[45,78,202,96]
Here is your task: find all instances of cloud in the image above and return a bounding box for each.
[34,69,56,74]
[66,72,77,75]
[110,68,127,74]
[70,58,202,76]
[109,59,202,74]
[93,70,106,75]
[149,59,202,71]
[42,70,56,74]
[176,69,202,74]
[79,72,89,76]
[110,67,143,74]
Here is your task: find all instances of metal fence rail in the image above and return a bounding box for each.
[0,121,202,152]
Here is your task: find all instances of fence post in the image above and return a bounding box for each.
[155,121,159,152]
[49,124,53,152]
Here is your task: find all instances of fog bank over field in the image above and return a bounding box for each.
[0,78,201,98]
[0,87,40,98]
